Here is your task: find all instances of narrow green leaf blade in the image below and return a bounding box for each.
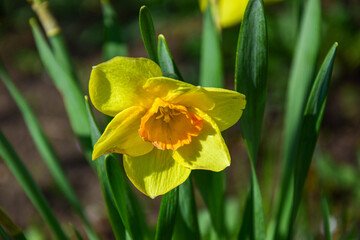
[199,4,223,87]
[321,194,331,240]
[235,0,268,163]
[49,34,78,83]
[84,97,127,240]
[0,61,98,240]
[173,177,200,240]
[157,34,183,81]
[274,0,321,238]
[139,5,158,63]
[29,18,92,162]
[193,171,226,238]
[155,188,179,240]
[235,0,267,239]
[238,163,266,240]
[0,130,67,240]
[105,155,148,240]
[290,43,338,233]
[101,0,127,60]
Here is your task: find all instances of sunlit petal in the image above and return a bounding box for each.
[203,87,246,131]
[124,149,191,198]
[92,106,154,160]
[144,77,215,111]
[172,107,230,172]
[89,57,162,116]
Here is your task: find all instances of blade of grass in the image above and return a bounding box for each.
[139,5,158,63]
[0,208,26,240]
[274,0,321,238]
[101,0,127,60]
[157,34,183,80]
[199,4,223,87]
[173,177,200,240]
[0,61,99,240]
[155,188,179,240]
[235,0,268,238]
[235,0,268,163]
[105,155,148,240]
[48,34,78,82]
[84,96,127,240]
[0,130,67,240]
[321,194,331,240]
[289,43,337,236]
[193,171,227,238]
[29,18,92,162]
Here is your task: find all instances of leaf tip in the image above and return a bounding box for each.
[158,34,165,41]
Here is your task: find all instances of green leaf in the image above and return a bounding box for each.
[274,0,321,238]
[0,61,99,240]
[29,18,93,162]
[49,34,78,83]
[235,0,267,238]
[290,43,338,234]
[238,163,266,240]
[139,5,158,64]
[105,155,148,240]
[193,171,227,238]
[173,177,200,240]
[0,130,67,240]
[321,194,331,240]
[157,34,183,81]
[199,4,223,87]
[84,96,127,240]
[0,207,26,240]
[155,188,179,240]
[101,0,127,60]
[235,0,268,163]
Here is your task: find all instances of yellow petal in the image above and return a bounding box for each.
[123,149,191,198]
[89,57,162,116]
[143,77,215,111]
[218,0,248,28]
[203,87,246,131]
[92,106,154,160]
[172,107,230,172]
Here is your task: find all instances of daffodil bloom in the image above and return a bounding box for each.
[199,0,282,28]
[89,57,246,198]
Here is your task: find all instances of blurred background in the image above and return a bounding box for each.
[0,0,359,238]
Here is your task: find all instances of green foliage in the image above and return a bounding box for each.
[29,18,93,162]
[139,5,158,64]
[0,130,67,240]
[0,1,344,239]
[0,61,98,240]
[235,0,267,238]
[155,188,179,240]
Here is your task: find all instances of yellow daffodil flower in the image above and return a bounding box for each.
[199,0,282,28]
[89,57,246,198]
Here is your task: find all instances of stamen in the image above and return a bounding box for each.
[139,98,203,150]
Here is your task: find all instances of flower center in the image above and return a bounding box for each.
[139,98,203,150]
